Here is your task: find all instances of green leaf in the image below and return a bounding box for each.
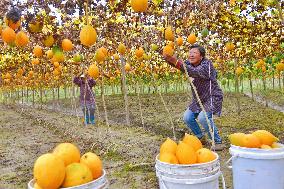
[153,0,163,6]
[233,7,241,14]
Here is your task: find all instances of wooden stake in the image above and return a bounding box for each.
[120,56,130,126]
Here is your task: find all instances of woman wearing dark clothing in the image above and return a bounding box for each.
[73,73,96,125]
[164,44,225,151]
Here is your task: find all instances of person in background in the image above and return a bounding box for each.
[163,44,225,151]
[73,71,96,125]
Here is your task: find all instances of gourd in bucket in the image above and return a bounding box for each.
[155,135,226,189]
[228,130,284,189]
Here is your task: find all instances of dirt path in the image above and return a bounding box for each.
[0,105,63,189]
[1,92,284,189]
[244,92,284,113]
[0,104,162,189]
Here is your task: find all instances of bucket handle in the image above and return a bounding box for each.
[225,155,238,169]
[220,171,226,189]
[158,171,226,189]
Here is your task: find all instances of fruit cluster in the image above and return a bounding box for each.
[33,143,103,189]
[159,134,216,165]
[228,130,280,149]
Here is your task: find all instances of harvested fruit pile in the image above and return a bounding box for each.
[228,130,280,149]
[33,143,103,189]
[159,134,216,164]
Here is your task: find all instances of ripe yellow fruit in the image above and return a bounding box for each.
[17,68,24,75]
[242,134,261,148]
[182,133,202,151]
[252,130,279,146]
[31,58,40,65]
[15,31,29,47]
[62,163,93,187]
[260,144,272,149]
[271,142,282,148]
[6,73,12,80]
[135,47,144,58]
[187,34,197,44]
[159,153,179,164]
[99,47,108,56]
[80,152,103,179]
[160,137,177,155]
[1,27,16,43]
[229,0,236,6]
[257,59,265,67]
[118,43,126,55]
[235,67,244,75]
[33,153,65,189]
[125,63,131,72]
[225,42,235,51]
[62,39,73,51]
[176,141,197,164]
[163,45,174,57]
[53,62,60,68]
[43,35,54,47]
[167,41,175,49]
[130,0,148,12]
[28,71,34,78]
[113,53,120,60]
[88,64,100,79]
[46,50,53,59]
[53,68,61,76]
[80,25,97,47]
[176,37,183,46]
[228,133,246,147]
[196,148,216,163]
[276,63,284,72]
[33,45,43,57]
[5,16,21,30]
[165,26,174,41]
[95,49,106,62]
[53,143,81,166]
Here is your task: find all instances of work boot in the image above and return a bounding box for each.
[211,143,226,151]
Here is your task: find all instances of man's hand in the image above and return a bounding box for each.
[164,54,178,67]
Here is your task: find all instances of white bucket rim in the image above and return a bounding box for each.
[28,169,108,189]
[157,170,221,185]
[155,152,219,167]
[229,144,284,160]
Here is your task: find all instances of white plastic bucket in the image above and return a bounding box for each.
[229,144,284,189]
[155,153,225,189]
[28,169,109,189]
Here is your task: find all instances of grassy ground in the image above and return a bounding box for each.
[253,89,284,106]
[0,92,284,189]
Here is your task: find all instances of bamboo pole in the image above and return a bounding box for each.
[234,58,241,115]
[21,87,24,105]
[249,72,254,101]
[120,56,130,126]
[136,81,145,129]
[101,75,110,127]
[32,88,35,107]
